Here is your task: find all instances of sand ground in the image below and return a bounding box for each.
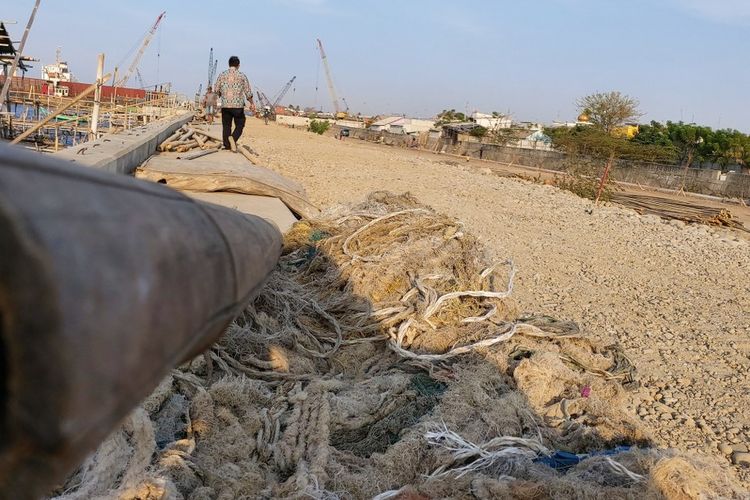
[236,118,750,485]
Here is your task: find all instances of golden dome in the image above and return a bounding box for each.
[577,112,590,123]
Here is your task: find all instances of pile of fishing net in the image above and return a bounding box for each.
[51,192,743,499]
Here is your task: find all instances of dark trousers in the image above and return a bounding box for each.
[221,108,246,148]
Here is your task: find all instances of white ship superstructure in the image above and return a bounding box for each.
[42,47,72,84]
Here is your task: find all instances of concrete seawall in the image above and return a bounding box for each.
[55,112,193,175]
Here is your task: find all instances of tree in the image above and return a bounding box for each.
[435,109,467,126]
[469,125,488,138]
[705,128,750,170]
[632,120,673,148]
[486,127,516,146]
[576,91,642,134]
[664,121,711,168]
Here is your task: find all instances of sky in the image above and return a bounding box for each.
[4,0,750,131]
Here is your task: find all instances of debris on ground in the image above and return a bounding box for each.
[611,193,748,231]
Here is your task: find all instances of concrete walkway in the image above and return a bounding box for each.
[55,112,193,174]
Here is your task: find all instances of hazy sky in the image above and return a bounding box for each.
[4,0,750,131]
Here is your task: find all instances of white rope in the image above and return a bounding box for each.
[369,259,535,361]
[422,260,516,320]
[426,425,549,478]
[601,457,646,483]
[388,323,519,361]
[371,488,407,500]
[425,425,646,484]
[462,303,498,323]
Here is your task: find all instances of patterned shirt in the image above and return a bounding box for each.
[214,67,252,108]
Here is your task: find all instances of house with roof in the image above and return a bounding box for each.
[470,112,512,130]
[442,122,552,150]
[369,116,435,134]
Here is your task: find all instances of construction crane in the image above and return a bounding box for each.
[271,76,296,108]
[207,48,218,88]
[316,38,346,118]
[135,67,146,89]
[256,89,273,110]
[195,83,203,107]
[116,11,166,87]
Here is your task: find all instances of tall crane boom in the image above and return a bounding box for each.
[207,48,218,88]
[316,38,340,114]
[116,11,166,87]
[256,90,273,110]
[272,76,296,108]
[135,68,146,89]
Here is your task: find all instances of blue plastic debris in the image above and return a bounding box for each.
[535,446,633,472]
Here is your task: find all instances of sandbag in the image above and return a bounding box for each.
[136,156,320,219]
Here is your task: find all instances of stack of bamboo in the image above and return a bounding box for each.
[611,192,748,232]
[157,124,258,163]
[159,125,221,153]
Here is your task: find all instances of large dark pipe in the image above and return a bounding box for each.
[0,144,282,498]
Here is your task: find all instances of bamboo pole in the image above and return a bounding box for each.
[175,140,198,152]
[192,128,223,143]
[178,146,220,160]
[11,73,112,145]
[111,67,118,106]
[594,153,615,206]
[238,144,256,164]
[90,53,105,140]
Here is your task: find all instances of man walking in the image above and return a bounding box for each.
[214,56,254,151]
[201,86,217,124]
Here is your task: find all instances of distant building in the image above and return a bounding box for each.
[441,123,483,144]
[335,119,366,129]
[549,112,595,129]
[514,121,544,130]
[369,116,402,132]
[442,122,552,150]
[549,121,580,128]
[548,116,639,138]
[369,116,435,134]
[612,123,640,139]
[471,112,511,129]
[510,129,553,150]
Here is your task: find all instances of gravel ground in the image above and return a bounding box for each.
[241,120,750,486]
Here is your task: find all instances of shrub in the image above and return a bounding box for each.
[309,120,331,135]
[556,158,618,202]
[469,125,488,138]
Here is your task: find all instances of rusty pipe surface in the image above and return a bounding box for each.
[0,144,282,498]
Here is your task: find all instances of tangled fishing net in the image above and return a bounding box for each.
[51,192,743,499]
